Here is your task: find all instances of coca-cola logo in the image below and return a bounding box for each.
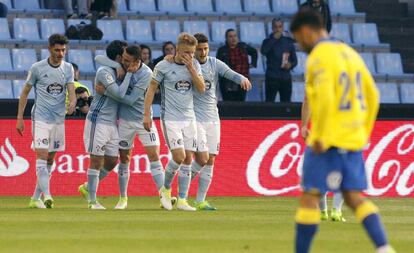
[0,138,29,177]
[247,123,414,197]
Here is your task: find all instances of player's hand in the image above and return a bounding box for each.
[301,126,309,140]
[311,140,326,154]
[95,82,106,95]
[116,66,126,80]
[143,114,152,132]
[127,62,139,73]
[67,100,76,115]
[164,54,174,63]
[282,62,292,70]
[182,53,193,70]
[16,118,24,136]
[240,78,252,91]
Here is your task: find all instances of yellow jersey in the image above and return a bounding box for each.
[65,81,91,107]
[305,40,380,151]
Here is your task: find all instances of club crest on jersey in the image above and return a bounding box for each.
[205,80,212,90]
[175,80,192,93]
[47,83,63,96]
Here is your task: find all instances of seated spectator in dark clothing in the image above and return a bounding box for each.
[140,44,154,70]
[300,0,332,33]
[261,18,297,102]
[153,41,176,67]
[0,2,7,18]
[91,0,115,19]
[217,29,257,102]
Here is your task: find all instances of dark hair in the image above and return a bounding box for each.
[272,18,283,26]
[162,41,175,56]
[106,40,128,61]
[125,45,141,60]
[71,63,79,72]
[225,29,236,39]
[140,44,152,59]
[290,8,324,33]
[75,86,88,95]
[48,34,69,47]
[194,33,209,43]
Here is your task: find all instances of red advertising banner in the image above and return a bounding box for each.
[0,120,413,197]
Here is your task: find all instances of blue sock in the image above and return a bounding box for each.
[190,160,203,180]
[99,168,110,181]
[196,165,213,202]
[295,224,318,253]
[362,214,387,247]
[36,159,51,199]
[164,160,180,189]
[356,201,388,249]
[333,192,344,211]
[118,163,130,197]
[295,208,320,253]
[87,169,100,203]
[150,161,165,191]
[319,193,327,211]
[177,164,191,199]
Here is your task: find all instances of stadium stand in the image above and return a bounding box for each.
[0,79,13,99]
[0,0,413,104]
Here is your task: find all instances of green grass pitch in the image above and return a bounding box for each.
[0,197,413,253]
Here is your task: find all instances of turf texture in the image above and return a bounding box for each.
[0,197,413,253]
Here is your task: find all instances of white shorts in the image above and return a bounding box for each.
[196,121,221,155]
[83,119,119,157]
[32,120,65,152]
[160,120,197,151]
[118,119,160,150]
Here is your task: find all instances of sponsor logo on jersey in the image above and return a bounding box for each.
[175,80,192,93]
[205,80,212,91]
[47,83,64,96]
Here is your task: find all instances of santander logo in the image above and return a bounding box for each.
[0,138,29,177]
[247,123,414,197]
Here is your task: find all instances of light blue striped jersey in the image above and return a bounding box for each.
[86,66,119,124]
[118,63,153,122]
[194,57,244,122]
[153,59,202,121]
[26,59,74,124]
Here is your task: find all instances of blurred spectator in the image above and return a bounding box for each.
[261,18,297,102]
[0,2,7,18]
[73,86,92,117]
[66,63,91,112]
[63,0,91,19]
[217,29,257,102]
[300,0,332,33]
[153,41,176,67]
[140,44,154,70]
[91,0,115,19]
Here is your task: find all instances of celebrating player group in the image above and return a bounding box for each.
[16,7,397,253]
[16,32,251,211]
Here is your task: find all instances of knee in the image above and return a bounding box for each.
[146,152,160,162]
[206,155,216,166]
[299,193,321,209]
[196,153,209,167]
[343,192,363,211]
[172,152,185,164]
